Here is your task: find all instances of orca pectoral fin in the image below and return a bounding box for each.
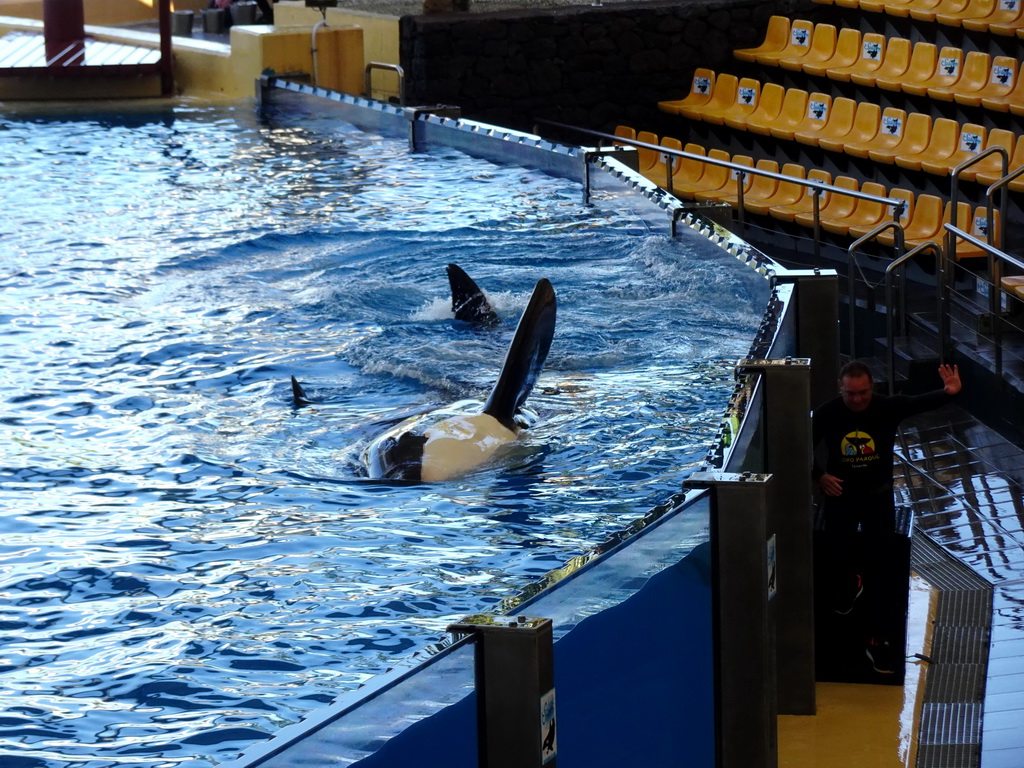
[483,278,556,428]
[291,376,313,407]
[447,263,499,326]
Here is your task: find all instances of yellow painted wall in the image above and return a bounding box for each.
[273,0,401,98]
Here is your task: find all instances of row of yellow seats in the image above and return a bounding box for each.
[658,75,1024,181]
[812,0,1024,34]
[618,128,995,258]
[736,17,1023,107]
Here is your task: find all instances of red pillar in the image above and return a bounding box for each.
[42,0,86,66]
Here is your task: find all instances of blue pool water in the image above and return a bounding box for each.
[0,102,768,767]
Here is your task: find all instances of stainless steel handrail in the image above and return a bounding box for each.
[846,220,907,364]
[945,223,1024,381]
[364,62,406,106]
[884,241,942,395]
[534,119,902,262]
[981,165,1024,376]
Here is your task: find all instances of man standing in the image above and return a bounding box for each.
[812,360,962,673]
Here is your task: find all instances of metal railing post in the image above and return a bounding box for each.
[882,241,942,395]
[684,471,777,768]
[448,616,557,768]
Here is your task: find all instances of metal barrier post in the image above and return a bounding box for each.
[448,616,557,768]
[737,359,814,716]
[685,472,777,768]
[788,270,839,408]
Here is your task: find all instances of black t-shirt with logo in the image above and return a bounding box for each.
[812,389,952,497]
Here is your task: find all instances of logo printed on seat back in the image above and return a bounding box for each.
[940,57,960,77]
[882,116,903,136]
[694,76,710,95]
[993,65,1013,86]
[864,41,881,60]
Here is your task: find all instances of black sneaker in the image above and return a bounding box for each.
[833,574,864,615]
[866,637,897,674]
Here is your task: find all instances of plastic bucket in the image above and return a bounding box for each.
[202,8,225,34]
[234,2,258,24]
[171,10,194,36]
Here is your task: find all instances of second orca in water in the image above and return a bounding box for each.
[447,263,499,326]
[365,277,556,482]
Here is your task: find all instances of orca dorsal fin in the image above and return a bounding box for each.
[483,278,556,429]
[447,263,499,326]
[291,376,312,407]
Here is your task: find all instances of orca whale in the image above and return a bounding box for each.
[366,277,556,482]
[447,263,499,326]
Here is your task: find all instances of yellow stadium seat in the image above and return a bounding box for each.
[902,46,963,97]
[734,16,791,63]
[771,92,830,141]
[911,0,970,23]
[928,50,989,101]
[883,0,932,18]
[827,33,886,82]
[965,0,1024,31]
[987,0,1024,34]
[852,37,910,87]
[636,130,661,176]
[804,27,863,77]
[897,194,945,247]
[1002,275,1024,300]
[895,117,959,171]
[957,129,1016,183]
[734,83,785,133]
[976,134,1024,189]
[738,159,782,208]
[876,41,936,92]
[779,24,838,72]
[701,78,761,126]
[794,176,859,229]
[980,60,1024,111]
[755,20,815,66]
[676,73,738,122]
[685,149,732,198]
[669,143,712,198]
[645,136,683,189]
[748,88,809,137]
[859,0,892,11]
[844,107,907,158]
[849,187,916,240]
[769,169,833,222]
[822,182,888,236]
[613,125,637,145]
[956,57,1018,107]
[745,163,808,216]
[658,68,716,116]
[868,111,932,163]
[818,101,881,154]
[920,123,987,175]
[952,207,1000,259]
[795,97,857,147]
[695,155,755,203]
[937,0,998,25]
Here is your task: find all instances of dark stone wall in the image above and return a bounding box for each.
[400,0,815,133]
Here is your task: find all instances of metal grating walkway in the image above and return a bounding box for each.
[896,405,1024,768]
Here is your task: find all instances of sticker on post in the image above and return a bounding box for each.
[767,534,778,601]
[540,688,557,764]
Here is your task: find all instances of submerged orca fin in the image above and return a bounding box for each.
[291,376,312,407]
[483,278,556,430]
[447,263,499,326]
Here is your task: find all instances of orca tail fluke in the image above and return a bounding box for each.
[483,278,556,429]
[291,376,312,407]
[447,263,499,326]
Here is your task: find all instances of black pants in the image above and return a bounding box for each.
[822,487,904,638]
